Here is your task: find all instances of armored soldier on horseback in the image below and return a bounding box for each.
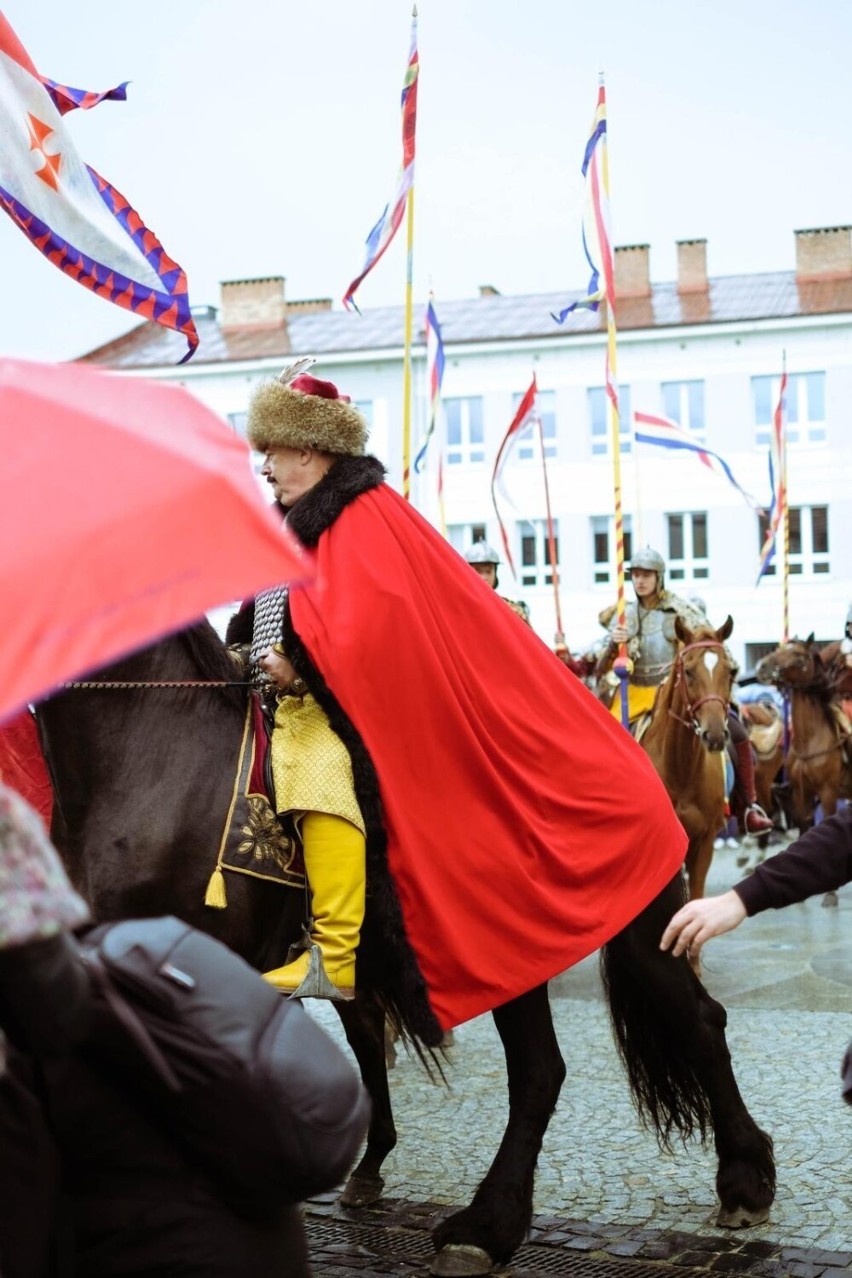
[462,541,531,623]
[598,547,773,836]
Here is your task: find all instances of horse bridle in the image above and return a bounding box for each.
[668,640,731,734]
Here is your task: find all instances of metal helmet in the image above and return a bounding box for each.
[628,546,665,576]
[464,541,501,566]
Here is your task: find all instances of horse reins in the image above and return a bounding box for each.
[61,680,252,690]
[668,640,731,733]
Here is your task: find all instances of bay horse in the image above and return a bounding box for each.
[641,617,735,906]
[757,637,850,833]
[36,619,775,1273]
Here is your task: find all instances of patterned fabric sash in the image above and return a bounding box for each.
[205,695,305,908]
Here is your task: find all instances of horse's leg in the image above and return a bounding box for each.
[431,985,565,1276]
[334,991,397,1206]
[602,875,775,1229]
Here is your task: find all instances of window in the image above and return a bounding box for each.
[752,372,825,446]
[445,397,485,465]
[519,520,560,588]
[227,411,248,437]
[354,400,373,428]
[589,386,631,455]
[513,389,557,461]
[666,511,708,580]
[447,523,488,555]
[591,515,633,585]
[661,380,705,436]
[757,505,829,576]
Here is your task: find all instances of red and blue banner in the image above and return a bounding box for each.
[633,411,763,512]
[342,11,419,312]
[756,370,788,582]
[0,12,198,361]
[552,80,614,325]
[414,295,444,473]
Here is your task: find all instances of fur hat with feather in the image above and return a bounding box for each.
[247,358,369,457]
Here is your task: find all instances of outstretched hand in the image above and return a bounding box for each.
[660,890,748,958]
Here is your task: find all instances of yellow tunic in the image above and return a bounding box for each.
[610,682,658,724]
[270,692,365,836]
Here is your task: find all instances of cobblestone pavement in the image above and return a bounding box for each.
[303,840,852,1275]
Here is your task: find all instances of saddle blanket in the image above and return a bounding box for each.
[212,695,305,894]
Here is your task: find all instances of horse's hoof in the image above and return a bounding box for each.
[822,891,839,909]
[429,1244,494,1276]
[339,1173,384,1208]
[716,1203,770,1229]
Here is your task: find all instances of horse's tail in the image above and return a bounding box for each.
[600,878,714,1152]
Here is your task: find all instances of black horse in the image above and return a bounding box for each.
[37,619,776,1276]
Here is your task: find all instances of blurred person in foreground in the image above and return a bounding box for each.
[0,779,310,1278]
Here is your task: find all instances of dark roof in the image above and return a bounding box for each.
[76,270,852,370]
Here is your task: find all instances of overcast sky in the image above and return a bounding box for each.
[3,0,851,363]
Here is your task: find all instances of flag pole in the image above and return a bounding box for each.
[597,75,630,727]
[537,398,566,647]
[401,4,418,502]
[780,351,789,642]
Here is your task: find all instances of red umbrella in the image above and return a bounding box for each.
[0,357,311,722]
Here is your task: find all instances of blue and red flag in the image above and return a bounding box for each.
[0,13,198,361]
[633,411,763,512]
[414,295,444,474]
[552,79,614,326]
[491,375,538,577]
[342,11,419,312]
[756,369,788,583]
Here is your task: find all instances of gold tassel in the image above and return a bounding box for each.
[204,866,228,909]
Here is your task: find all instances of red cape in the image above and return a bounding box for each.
[0,709,52,826]
[289,485,686,1029]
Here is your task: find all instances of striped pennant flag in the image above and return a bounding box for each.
[633,411,763,512]
[552,80,614,325]
[491,375,538,577]
[0,13,198,361]
[414,294,444,474]
[756,369,788,583]
[342,12,419,312]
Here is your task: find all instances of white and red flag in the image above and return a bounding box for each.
[491,375,538,576]
[0,12,198,360]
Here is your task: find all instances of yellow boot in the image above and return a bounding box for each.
[264,811,365,1001]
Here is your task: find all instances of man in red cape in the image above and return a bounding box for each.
[235,369,687,1041]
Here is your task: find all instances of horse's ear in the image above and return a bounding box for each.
[716,615,734,642]
[805,631,816,647]
[674,614,691,644]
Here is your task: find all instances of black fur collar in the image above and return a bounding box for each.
[285,455,386,548]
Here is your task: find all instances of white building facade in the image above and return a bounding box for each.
[80,227,852,672]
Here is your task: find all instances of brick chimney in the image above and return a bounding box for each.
[794,226,852,280]
[220,276,287,329]
[614,245,651,298]
[676,239,708,293]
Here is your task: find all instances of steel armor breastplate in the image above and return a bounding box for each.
[631,605,678,686]
[250,584,289,686]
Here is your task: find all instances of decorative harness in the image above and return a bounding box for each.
[667,640,731,734]
[769,648,849,763]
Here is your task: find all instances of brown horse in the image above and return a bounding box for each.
[741,698,785,818]
[757,637,850,832]
[642,617,735,909]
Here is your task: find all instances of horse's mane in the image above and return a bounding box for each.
[179,620,248,711]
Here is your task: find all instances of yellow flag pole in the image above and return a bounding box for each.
[780,350,789,642]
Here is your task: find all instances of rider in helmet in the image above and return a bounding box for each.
[598,547,773,835]
[463,542,531,624]
[599,546,704,721]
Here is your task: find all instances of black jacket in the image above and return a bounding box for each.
[736,806,852,915]
[0,934,309,1278]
